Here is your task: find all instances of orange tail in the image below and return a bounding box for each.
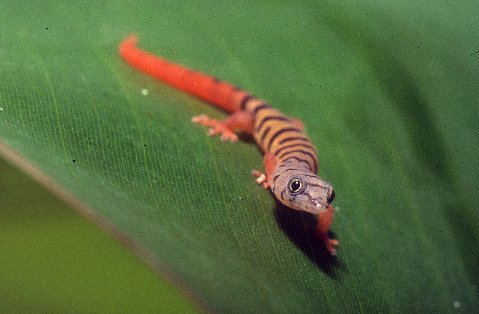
[119,35,249,113]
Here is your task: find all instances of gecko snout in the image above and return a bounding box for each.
[327,189,336,204]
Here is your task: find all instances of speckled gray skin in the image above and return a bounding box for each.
[270,160,335,215]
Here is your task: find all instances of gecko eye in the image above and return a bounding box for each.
[288,178,303,194]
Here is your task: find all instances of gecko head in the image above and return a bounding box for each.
[271,166,335,215]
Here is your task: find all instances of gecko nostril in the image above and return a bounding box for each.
[327,190,335,203]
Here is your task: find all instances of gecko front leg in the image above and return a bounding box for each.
[192,111,253,142]
[252,153,278,189]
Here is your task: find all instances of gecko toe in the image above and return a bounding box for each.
[208,128,217,136]
[192,114,208,124]
[222,133,238,142]
[252,172,269,189]
[251,170,262,177]
[325,239,339,256]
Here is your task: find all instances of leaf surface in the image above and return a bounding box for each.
[1,1,478,312]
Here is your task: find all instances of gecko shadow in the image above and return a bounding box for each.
[237,132,256,144]
[274,200,341,277]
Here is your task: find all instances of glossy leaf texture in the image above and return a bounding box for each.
[1,1,478,312]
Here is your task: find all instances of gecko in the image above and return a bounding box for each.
[119,36,339,255]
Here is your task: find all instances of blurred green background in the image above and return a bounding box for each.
[1,0,478,312]
[0,156,197,312]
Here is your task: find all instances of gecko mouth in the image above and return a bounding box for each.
[305,200,328,214]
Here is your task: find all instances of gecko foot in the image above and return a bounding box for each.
[252,170,270,189]
[326,238,339,256]
[318,235,339,256]
[192,114,238,142]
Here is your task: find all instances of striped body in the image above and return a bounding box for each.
[243,97,318,173]
[119,36,338,254]
[119,36,318,173]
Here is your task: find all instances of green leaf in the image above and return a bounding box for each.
[1,1,478,312]
[0,157,197,313]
